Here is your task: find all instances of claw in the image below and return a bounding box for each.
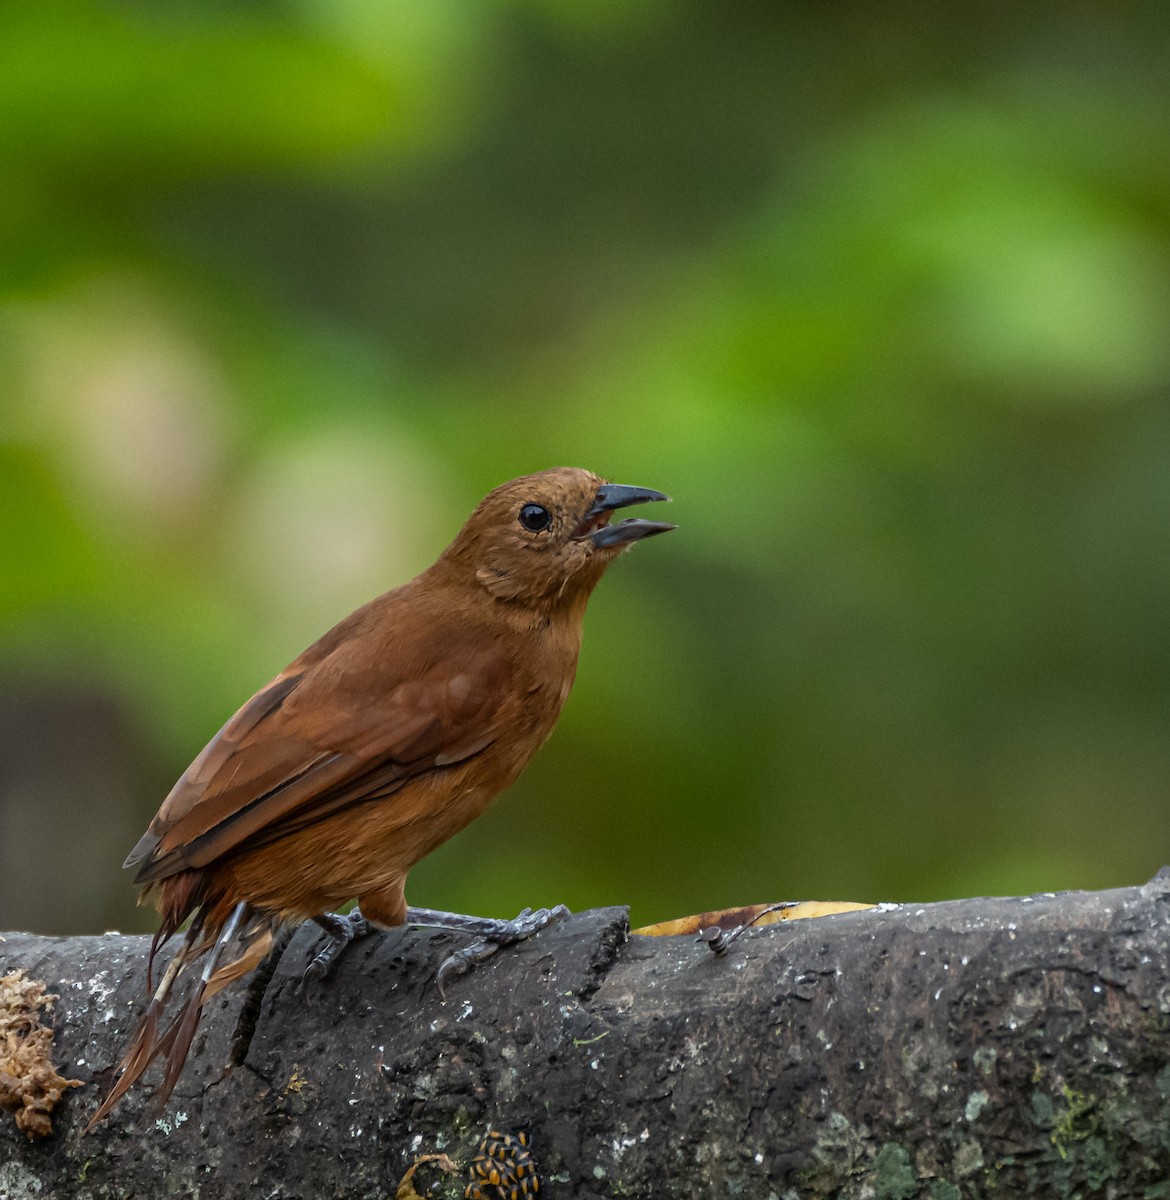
[303,909,372,990]
[435,941,482,999]
[409,904,569,999]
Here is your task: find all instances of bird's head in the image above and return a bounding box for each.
[441,467,675,608]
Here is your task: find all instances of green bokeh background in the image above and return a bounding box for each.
[3,2,1170,937]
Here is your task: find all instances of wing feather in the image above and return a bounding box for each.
[129,643,510,886]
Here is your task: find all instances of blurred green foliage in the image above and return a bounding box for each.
[3,2,1170,936]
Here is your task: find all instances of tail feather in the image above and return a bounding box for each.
[84,948,187,1132]
[153,986,207,1114]
[152,902,254,1110]
[87,901,271,1132]
[84,1004,161,1131]
[146,925,177,993]
[204,927,275,999]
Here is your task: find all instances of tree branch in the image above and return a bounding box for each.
[4,873,1170,1197]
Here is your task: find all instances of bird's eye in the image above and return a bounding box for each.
[518,503,552,532]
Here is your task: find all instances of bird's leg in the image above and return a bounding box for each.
[404,905,571,997]
[302,903,569,995]
[303,909,372,983]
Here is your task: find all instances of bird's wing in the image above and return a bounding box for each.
[127,645,511,885]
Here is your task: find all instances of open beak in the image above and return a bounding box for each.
[579,483,676,549]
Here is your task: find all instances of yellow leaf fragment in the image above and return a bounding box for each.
[633,900,873,937]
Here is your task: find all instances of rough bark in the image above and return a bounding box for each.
[4,874,1170,1199]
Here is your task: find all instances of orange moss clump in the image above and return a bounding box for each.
[0,969,83,1139]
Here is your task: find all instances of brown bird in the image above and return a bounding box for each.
[87,467,673,1128]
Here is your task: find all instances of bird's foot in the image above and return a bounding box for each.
[403,904,570,998]
[304,908,372,985]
